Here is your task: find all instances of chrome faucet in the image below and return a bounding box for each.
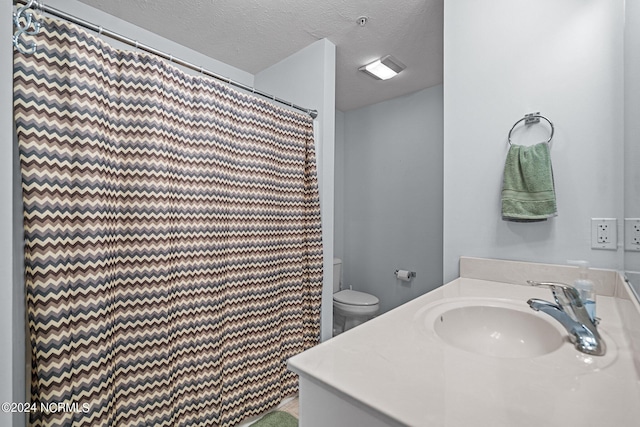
[526,280,606,356]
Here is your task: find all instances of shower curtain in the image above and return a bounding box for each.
[14,16,322,427]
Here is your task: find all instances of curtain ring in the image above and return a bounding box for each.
[12,0,41,55]
[98,26,103,35]
[134,40,139,50]
[169,54,173,62]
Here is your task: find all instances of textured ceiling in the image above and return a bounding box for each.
[76,0,443,111]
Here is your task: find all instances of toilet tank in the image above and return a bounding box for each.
[333,258,342,293]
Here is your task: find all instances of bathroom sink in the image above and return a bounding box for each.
[424,300,564,358]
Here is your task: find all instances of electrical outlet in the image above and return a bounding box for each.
[625,218,640,251]
[597,223,611,243]
[591,218,617,250]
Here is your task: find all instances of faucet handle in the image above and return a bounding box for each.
[526,280,583,309]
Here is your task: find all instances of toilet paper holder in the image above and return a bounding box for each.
[394,269,416,279]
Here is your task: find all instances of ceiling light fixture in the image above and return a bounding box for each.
[359,55,406,80]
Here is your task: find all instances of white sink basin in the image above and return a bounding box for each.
[432,304,564,358]
[415,297,618,371]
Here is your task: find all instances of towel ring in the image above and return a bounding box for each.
[508,114,554,146]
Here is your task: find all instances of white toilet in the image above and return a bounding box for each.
[333,258,379,334]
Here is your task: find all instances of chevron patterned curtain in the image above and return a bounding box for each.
[14,17,322,427]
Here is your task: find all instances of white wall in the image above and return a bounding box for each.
[341,86,444,314]
[625,0,640,274]
[334,110,345,261]
[3,0,16,425]
[254,39,336,342]
[443,0,625,282]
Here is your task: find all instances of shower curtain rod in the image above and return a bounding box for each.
[12,0,319,119]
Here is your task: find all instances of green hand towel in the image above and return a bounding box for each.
[501,142,557,222]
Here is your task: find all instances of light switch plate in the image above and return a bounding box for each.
[591,218,617,250]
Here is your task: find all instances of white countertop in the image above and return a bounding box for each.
[288,277,640,427]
